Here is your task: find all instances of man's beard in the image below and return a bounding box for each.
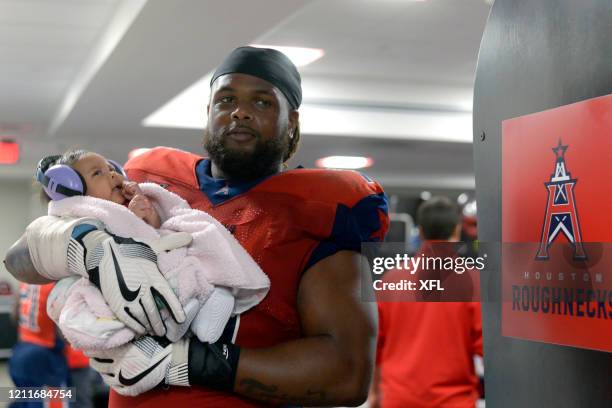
[204,127,288,181]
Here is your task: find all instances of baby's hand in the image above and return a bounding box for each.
[129,195,162,228]
[121,181,143,201]
[128,194,154,219]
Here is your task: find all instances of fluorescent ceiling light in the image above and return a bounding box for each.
[143,73,212,129]
[144,97,472,142]
[144,92,473,142]
[299,105,472,143]
[251,44,324,67]
[142,48,472,143]
[316,156,374,169]
[48,0,148,136]
[143,45,323,128]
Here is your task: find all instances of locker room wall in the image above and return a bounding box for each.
[473,0,612,406]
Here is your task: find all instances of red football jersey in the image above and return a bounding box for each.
[111,147,389,407]
[18,283,58,349]
[64,344,89,369]
[375,243,483,408]
[376,301,482,408]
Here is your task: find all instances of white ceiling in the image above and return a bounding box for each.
[0,0,121,125]
[266,0,486,86]
[0,0,491,192]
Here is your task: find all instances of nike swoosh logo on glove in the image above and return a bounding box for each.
[110,245,141,301]
[118,354,170,386]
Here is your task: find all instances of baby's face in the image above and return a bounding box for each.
[72,153,126,204]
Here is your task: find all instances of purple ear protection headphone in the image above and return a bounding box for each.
[36,155,127,201]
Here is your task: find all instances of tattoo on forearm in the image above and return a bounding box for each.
[239,378,327,404]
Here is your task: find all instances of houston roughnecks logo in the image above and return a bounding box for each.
[536,140,586,260]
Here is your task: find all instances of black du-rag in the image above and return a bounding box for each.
[211,46,302,110]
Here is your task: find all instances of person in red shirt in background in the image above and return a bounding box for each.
[370,196,483,408]
[9,283,69,408]
[10,283,106,408]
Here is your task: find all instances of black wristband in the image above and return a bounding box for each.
[188,338,241,391]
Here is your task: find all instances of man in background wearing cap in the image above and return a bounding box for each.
[5,46,389,407]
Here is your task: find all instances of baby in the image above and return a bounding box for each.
[38,150,269,352]
[38,150,160,226]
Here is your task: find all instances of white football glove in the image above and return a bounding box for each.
[88,336,190,396]
[26,216,104,280]
[90,335,241,396]
[164,298,200,343]
[49,279,199,345]
[67,223,190,336]
[191,287,234,343]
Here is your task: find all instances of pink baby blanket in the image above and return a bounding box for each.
[46,183,269,350]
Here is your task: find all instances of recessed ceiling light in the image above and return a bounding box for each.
[420,191,432,201]
[315,156,373,169]
[250,44,324,67]
[463,200,477,217]
[128,147,151,159]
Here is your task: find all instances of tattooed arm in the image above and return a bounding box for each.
[4,234,52,284]
[234,250,377,406]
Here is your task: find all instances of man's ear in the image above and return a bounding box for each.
[451,224,462,241]
[202,123,210,149]
[289,110,299,137]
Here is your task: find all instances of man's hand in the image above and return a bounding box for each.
[163,298,200,342]
[68,224,190,336]
[88,336,190,396]
[88,335,240,396]
[187,337,241,391]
